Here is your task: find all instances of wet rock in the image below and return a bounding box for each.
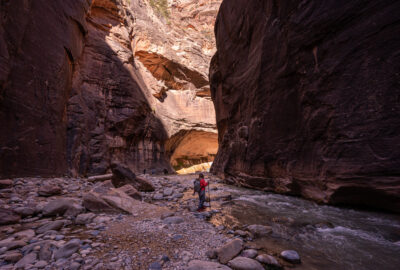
[117,185,142,200]
[0,208,20,225]
[240,249,258,259]
[247,224,271,238]
[227,256,264,270]
[280,250,301,264]
[0,180,13,189]
[15,252,37,269]
[75,213,96,225]
[3,251,23,262]
[36,220,64,234]
[42,198,84,217]
[54,239,81,260]
[13,206,35,217]
[38,184,62,197]
[256,254,280,267]
[217,238,243,264]
[163,216,184,224]
[187,260,232,270]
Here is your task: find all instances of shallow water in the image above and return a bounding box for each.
[209,184,400,270]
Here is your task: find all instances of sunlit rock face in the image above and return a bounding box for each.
[129,0,221,169]
[0,0,220,177]
[210,0,400,212]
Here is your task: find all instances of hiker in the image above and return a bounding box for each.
[193,173,208,211]
[163,168,168,175]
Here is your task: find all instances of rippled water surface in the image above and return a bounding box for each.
[208,184,400,270]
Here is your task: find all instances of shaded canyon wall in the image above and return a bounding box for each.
[0,0,221,177]
[210,0,400,212]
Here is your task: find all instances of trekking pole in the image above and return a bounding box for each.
[208,179,212,209]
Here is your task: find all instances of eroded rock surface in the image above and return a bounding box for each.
[210,0,400,212]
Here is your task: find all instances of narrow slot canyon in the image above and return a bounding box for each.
[0,1,399,270]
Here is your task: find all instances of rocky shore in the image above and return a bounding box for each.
[0,174,299,270]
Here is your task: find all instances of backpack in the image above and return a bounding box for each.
[193,179,201,193]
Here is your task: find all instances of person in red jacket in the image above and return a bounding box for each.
[193,173,208,211]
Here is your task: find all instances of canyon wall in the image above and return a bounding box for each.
[0,0,220,177]
[210,0,400,212]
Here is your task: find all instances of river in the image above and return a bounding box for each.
[203,181,400,270]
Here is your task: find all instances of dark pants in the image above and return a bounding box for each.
[198,189,206,209]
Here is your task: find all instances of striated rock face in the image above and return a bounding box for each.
[210,0,400,212]
[0,0,221,177]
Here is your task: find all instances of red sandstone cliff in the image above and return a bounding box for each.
[210,0,400,212]
[0,0,221,177]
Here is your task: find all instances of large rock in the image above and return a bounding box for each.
[210,0,400,212]
[227,257,264,270]
[0,208,20,225]
[111,164,155,192]
[75,213,96,225]
[217,239,243,264]
[42,198,83,217]
[280,250,301,264]
[117,184,142,200]
[187,260,232,270]
[256,254,280,267]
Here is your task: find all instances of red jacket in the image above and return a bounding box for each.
[200,178,208,191]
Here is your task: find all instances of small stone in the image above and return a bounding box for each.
[70,262,82,270]
[234,230,248,237]
[187,260,232,270]
[0,208,20,225]
[163,216,184,224]
[280,250,301,264]
[241,249,258,259]
[256,254,280,266]
[14,252,37,269]
[54,239,81,260]
[163,188,173,196]
[228,256,264,270]
[205,249,217,259]
[110,256,118,262]
[36,220,64,234]
[246,224,271,238]
[14,229,35,240]
[38,184,62,197]
[34,260,48,268]
[3,251,23,262]
[153,194,164,200]
[75,213,96,225]
[13,206,35,217]
[149,261,162,270]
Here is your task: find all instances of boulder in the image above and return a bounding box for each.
[38,184,62,197]
[187,260,232,270]
[256,254,280,267]
[36,220,64,234]
[227,256,264,270]
[83,192,116,213]
[111,164,155,192]
[42,198,84,217]
[247,224,271,238]
[217,238,243,264]
[280,250,301,264]
[0,180,13,189]
[0,208,20,225]
[117,184,142,200]
[54,239,81,260]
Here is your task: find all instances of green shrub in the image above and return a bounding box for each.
[149,0,170,20]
